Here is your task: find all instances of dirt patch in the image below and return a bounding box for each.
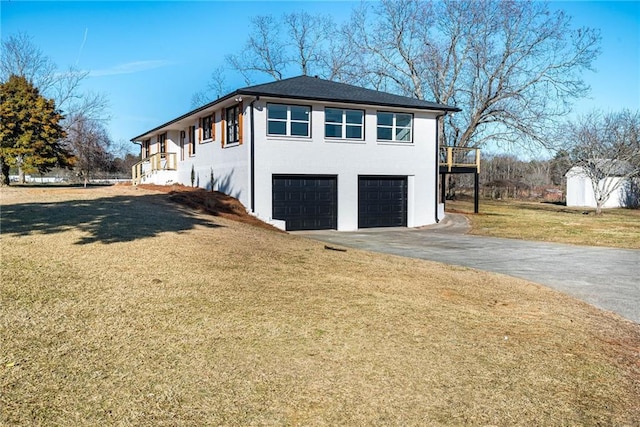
[138,184,283,232]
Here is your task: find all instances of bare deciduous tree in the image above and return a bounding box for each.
[213,11,344,90]
[195,1,599,156]
[1,32,109,127]
[348,0,600,151]
[562,109,640,214]
[284,11,335,77]
[226,15,288,85]
[64,114,113,187]
[191,66,230,108]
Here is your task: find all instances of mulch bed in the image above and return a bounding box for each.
[137,184,283,232]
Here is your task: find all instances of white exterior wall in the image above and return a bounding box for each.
[174,111,250,205]
[566,167,626,208]
[137,98,441,230]
[251,98,438,231]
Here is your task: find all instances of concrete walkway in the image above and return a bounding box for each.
[298,214,640,324]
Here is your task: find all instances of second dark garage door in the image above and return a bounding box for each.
[359,176,408,228]
[272,175,338,231]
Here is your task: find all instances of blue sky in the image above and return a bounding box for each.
[2,1,639,154]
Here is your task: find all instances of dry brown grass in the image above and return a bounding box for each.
[447,196,640,249]
[2,185,639,425]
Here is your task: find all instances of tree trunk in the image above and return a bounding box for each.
[0,158,10,186]
[595,201,603,215]
[18,166,25,184]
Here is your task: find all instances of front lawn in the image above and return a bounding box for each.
[2,186,639,425]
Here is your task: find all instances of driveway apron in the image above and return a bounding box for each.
[298,215,640,324]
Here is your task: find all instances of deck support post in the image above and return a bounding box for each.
[474,172,480,213]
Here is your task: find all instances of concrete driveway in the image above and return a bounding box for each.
[297,214,640,324]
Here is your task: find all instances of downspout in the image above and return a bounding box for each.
[249,96,259,212]
[434,112,447,223]
[130,139,143,184]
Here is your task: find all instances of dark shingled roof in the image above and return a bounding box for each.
[238,75,459,112]
[131,75,459,141]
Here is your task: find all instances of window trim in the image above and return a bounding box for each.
[200,114,214,142]
[180,130,185,161]
[266,103,311,138]
[376,111,414,143]
[324,107,365,141]
[189,125,196,156]
[158,133,167,154]
[142,139,150,158]
[225,104,240,145]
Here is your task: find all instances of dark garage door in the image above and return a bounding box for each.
[272,175,338,231]
[359,176,407,228]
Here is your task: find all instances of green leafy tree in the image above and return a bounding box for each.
[0,75,73,185]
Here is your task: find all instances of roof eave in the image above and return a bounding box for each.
[130,90,243,142]
[131,84,461,142]
[237,89,460,113]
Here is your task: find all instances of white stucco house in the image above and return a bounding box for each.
[131,75,460,231]
[566,164,639,209]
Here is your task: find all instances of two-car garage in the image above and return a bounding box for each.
[272,175,408,231]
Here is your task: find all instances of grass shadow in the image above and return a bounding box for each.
[0,193,221,245]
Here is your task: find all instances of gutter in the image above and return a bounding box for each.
[249,96,259,212]
[131,140,142,158]
[434,112,448,224]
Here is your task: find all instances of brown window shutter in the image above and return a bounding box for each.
[198,120,202,143]
[238,102,244,144]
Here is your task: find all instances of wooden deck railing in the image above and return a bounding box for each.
[131,152,177,184]
[439,146,480,173]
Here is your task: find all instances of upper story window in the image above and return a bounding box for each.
[189,125,196,155]
[158,133,167,153]
[325,108,364,140]
[226,105,240,143]
[180,130,186,161]
[143,139,150,158]
[201,114,213,141]
[267,103,311,137]
[377,112,413,142]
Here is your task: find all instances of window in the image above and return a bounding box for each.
[142,139,150,158]
[325,108,364,139]
[226,105,240,143]
[180,130,185,161]
[267,103,310,137]
[201,115,213,141]
[189,126,196,155]
[377,112,413,142]
[158,133,167,153]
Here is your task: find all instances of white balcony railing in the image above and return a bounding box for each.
[131,152,177,185]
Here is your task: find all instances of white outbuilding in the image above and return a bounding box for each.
[566,164,639,209]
